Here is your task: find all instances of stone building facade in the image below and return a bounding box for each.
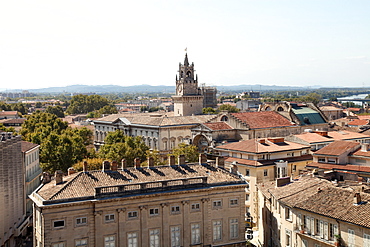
[172,54,217,116]
[257,175,370,247]
[30,160,248,247]
[0,133,27,247]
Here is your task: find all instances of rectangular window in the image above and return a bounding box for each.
[329,223,337,240]
[105,214,115,222]
[76,217,87,226]
[285,229,291,247]
[53,220,65,228]
[348,229,355,247]
[315,219,320,236]
[171,226,181,247]
[104,235,115,247]
[319,220,324,238]
[128,211,138,219]
[318,158,326,163]
[292,165,297,171]
[191,223,201,245]
[230,199,238,206]
[245,169,250,176]
[53,243,65,247]
[324,222,328,240]
[264,169,268,176]
[171,206,180,214]
[285,207,292,221]
[230,218,238,239]
[246,194,250,201]
[127,232,138,247]
[213,200,222,208]
[149,208,159,216]
[191,203,200,211]
[364,234,370,247]
[213,220,222,241]
[302,239,308,247]
[149,229,160,247]
[75,238,88,246]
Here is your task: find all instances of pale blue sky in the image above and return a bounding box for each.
[0,0,369,90]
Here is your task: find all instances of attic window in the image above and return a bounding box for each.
[303,117,310,124]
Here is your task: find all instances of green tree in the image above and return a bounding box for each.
[202,107,217,114]
[20,111,89,173]
[171,143,199,163]
[99,130,149,166]
[45,105,65,118]
[218,104,240,113]
[66,94,110,114]
[0,123,15,132]
[11,103,27,115]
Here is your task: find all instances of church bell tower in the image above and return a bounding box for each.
[172,53,204,116]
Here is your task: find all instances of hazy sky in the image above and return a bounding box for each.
[1,0,370,90]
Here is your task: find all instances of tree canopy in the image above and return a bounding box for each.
[66,94,110,114]
[20,111,92,173]
[99,130,149,166]
[45,105,65,118]
[171,143,199,163]
[218,104,240,113]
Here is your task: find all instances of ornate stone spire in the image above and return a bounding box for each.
[184,53,189,66]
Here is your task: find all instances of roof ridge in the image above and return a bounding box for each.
[49,172,83,200]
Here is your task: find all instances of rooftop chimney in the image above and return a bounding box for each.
[42,172,51,184]
[178,154,186,165]
[111,160,118,171]
[257,139,265,144]
[121,159,127,170]
[354,192,361,205]
[55,170,63,185]
[199,153,207,165]
[102,160,111,172]
[134,158,141,168]
[361,143,369,152]
[314,130,328,137]
[267,137,285,143]
[169,155,175,166]
[148,157,154,167]
[83,161,88,172]
[68,167,76,175]
[216,156,224,168]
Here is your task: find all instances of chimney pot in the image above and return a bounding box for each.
[121,159,127,170]
[169,155,175,166]
[134,158,141,168]
[148,157,154,167]
[83,161,88,172]
[102,160,111,172]
[361,143,369,152]
[68,167,76,175]
[216,156,224,168]
[354,192,361,204]
[111,161,118,171]
[178,154,186,165]
[199,153,207,164]
[55,170,63,185]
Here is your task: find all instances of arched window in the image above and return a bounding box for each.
[221,116,228,121]
[277,106,284,111]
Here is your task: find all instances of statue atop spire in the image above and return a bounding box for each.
[184,53,189,66]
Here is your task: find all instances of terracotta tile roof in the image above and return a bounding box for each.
[258,176,370,228]
[21,141,39,152]
[203,122,233,130]
[1,118,26,124]
[307,162,370,173]
[225,157,259,166]
[352,149,370,157]
[36,164,242,202]
[215,138,309,154]
[357,115,370,120]
[231,112,294,129]
[320,106,343,111]
[314,141,360,156]
[0,111,18,116]
[292,130,370,144]
[347,107,361,112]
[348,119,369,126]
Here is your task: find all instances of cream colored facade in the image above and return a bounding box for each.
[215,137,312,226]
[30,163,247,247]
[257,176,370,247]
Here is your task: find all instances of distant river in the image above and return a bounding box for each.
[337,93,368,102]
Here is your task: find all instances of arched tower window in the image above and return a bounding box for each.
[277,106,284,111]
[186,71,191,78]
[221,116,228,121]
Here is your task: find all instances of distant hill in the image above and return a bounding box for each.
[2,84,322,94]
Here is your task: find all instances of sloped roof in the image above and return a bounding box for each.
[258,176,370,228]
[348,119,369,126]
[291,106,326,125]
[21,141,39,152]
[292,130,370,144]
[307,162,370,173]
[36,164,243,202]
[216,138,309,154]
[231,112,294,129]
[314,141,360,156]
[95,113,213,126]
[203,122,233,130]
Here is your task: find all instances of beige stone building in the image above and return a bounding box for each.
[257,175,370,247]
[214,137,312,232]
[93,112,213,155]
[30,160,248,247]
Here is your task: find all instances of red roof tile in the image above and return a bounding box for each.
[314,141,360,156]
[307,162,370,173]
[231,112,294,129]
[203,122,233,130]
[348,119,369,126]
